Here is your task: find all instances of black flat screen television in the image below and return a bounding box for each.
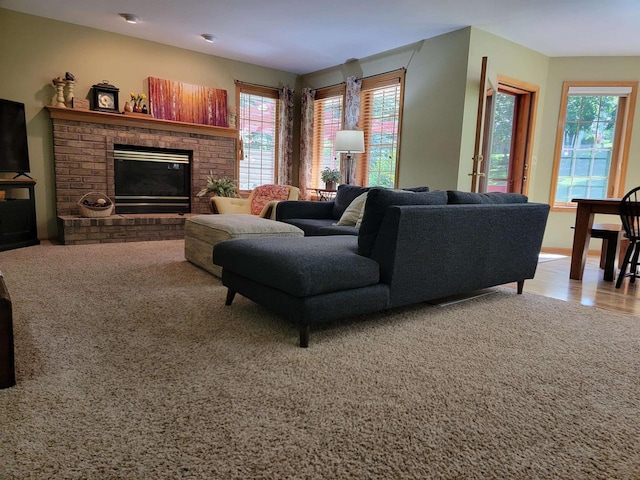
[0,98,31,175]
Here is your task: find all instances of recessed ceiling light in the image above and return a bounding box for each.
[119,13,140,24]
[201,34,216,44]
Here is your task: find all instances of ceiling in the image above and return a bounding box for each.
[2,0,639,75]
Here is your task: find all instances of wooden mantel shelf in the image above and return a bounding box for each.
[46,106,238,139]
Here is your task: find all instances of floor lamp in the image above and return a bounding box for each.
[334,130,365,185]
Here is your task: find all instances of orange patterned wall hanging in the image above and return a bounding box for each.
[148,77,228,127]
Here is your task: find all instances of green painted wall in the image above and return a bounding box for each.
[399,29,471,190]
[0,8,297,239]
[302,30,471,191]
[4,8,640,252]
[461,28,550,194]
[536,56,640,249]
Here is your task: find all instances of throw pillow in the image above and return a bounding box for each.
[358,188,448,257]
[250,185,292,216]
[336,192,368,226]
[446,191,528,204]
[331,185,371,219]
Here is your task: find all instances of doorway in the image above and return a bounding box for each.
[479,78,538,194]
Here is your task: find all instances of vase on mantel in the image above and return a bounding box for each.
[133,103,142,113]
[124,102,133,113]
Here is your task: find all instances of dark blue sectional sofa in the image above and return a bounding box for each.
[275,184,431,236]
[213,188,550,347]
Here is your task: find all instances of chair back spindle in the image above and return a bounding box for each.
[616,186,640,288]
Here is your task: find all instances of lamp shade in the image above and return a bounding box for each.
[334,130,365,153]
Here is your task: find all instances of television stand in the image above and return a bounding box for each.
[12,172,33,180]
[0,179,39,251]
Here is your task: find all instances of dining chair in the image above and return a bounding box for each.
[615,186,640,288]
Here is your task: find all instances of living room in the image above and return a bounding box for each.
[1,3,639,478]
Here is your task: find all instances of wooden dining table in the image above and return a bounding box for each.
[570,198,622,280]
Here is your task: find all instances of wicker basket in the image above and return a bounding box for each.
[77,192,114,218]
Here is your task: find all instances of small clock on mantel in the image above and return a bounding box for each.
[91,81,120,113]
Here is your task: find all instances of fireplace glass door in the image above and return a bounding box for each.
[114,145,191,214]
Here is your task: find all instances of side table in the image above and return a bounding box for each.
[313,189,337,201]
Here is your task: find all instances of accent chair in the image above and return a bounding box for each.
[211,184,299,219]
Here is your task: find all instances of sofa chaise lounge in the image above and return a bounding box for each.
[213,189,550,347]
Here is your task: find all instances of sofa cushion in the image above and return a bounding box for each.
[317,225,359,236]
[336,192,368,226]
[281,218,336,236]
[358,188,448,257]
[332,185,371,219]
[447,191,528,204]
[185,214,304,277]
[214,236,379,297]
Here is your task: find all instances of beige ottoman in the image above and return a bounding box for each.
[185,214,304,277]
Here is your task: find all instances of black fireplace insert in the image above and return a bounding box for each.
[114,145,191,214]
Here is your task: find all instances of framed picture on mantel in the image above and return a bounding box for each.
[147,77,227,127]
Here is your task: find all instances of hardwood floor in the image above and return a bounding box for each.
[505,254,640,316]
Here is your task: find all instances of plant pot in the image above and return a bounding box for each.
[325,181,335,191]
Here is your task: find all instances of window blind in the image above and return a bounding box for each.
[311,86,344,189]
[235,81,280,190]
[357,70,405,186]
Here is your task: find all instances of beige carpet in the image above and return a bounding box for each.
[0,240,638,479]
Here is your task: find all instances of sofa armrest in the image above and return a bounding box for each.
[371,203,550,307]
[275,200,335,221]
[260,200,282,219]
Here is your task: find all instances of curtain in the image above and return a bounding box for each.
[342,76,362,184]
[277,86,295,186]
[299,88,315,199]
[345,76,362,130]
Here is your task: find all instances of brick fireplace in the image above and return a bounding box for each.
[47,107,237,244]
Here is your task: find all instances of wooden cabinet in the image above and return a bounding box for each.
[0,179,39,251]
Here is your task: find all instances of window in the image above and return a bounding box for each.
[550,82,637,208]
[308,69,405,190]
[236,83,279,191]
[358,72,404,188]
[311,86,344,189]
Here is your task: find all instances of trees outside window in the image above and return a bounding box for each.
[550,82,637,208]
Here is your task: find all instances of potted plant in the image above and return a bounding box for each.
[196,172,238,198]
[321,167,341,191]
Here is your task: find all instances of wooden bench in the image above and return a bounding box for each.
[590,223,625,282]
[0,272,15,389]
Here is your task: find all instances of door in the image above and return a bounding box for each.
[470,57,497,192]
[478,76,539,194]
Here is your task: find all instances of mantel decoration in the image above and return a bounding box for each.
[51,72,78,108]
[127,91,147,113]
[148,77,228,127]
[90,81,120,113]
[51,76,66,108]
[196,173,238,198]
[321,167,341,190]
